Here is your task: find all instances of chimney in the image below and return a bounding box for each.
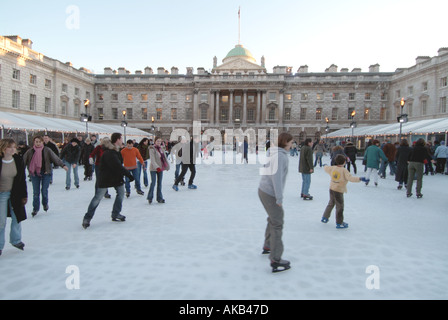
[171,67,179,75]
[415,56,430,64]
[157,67,166,75]
[118,67,127,75]
[6,35,22,45]
[298,65,308,73]
[22,39,33,49]
[351,68,362,73]
[438,48,448,56]
[326,64,338,73]
[369,64,380,72]
[340,68,349,73]
[104,67,113,75]
[144,67,153,74]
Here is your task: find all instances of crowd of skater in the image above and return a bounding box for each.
[0,132,446,272]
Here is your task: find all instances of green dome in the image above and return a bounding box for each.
[223,44,256,63]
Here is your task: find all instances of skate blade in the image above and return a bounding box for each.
[272,265,291,273]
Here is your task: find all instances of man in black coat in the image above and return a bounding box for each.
[82,133,134,229]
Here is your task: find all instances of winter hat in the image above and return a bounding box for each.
[70,138,79,144]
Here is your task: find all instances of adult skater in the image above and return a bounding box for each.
[60,138,81,190]
[299,138,314,200]
[258,132,293,273]
[172,136,200,191]
[147,136,170,204]
[363,139,387,187]
[344,141,358,174]
[406,138,432,198]
[0,139,28,256]
[394,139,412,190]
[23,136,68,217]
[82,133,134,229]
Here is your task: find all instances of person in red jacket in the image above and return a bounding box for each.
[121,140,145,197]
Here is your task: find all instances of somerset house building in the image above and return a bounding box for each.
[1,34,447,142]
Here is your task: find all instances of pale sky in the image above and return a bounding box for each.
[1,0,446,74]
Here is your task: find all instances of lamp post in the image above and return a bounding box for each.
[397,98,407,141]
[80,99,92,137]
[325,117,330,141]
[121,110,128,142]
[350,110,357,140]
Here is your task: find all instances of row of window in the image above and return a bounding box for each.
[9,68,91,98]
[97,91,391,104]
[4,89,447,119]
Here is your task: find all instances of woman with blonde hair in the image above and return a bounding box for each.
[0,139,28,255]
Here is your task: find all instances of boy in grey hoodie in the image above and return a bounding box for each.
[258,133,293,273]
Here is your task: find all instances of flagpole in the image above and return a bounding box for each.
[238,6,241,45]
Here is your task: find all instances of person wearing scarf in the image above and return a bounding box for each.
[147,137,170,204]
[23,136,67,217]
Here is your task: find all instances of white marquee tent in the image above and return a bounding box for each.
[0,111,152,143]
[326,117,448,141]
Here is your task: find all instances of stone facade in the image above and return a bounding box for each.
[1,35,447,141]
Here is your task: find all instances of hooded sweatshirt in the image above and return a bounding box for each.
[258,146,289,205]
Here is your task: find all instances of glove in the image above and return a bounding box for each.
[360,177,369,182]
[156,167,162,173]
[89,158,94,165]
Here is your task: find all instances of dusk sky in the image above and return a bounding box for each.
[1,0,446,74]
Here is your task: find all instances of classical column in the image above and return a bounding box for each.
[242,89,247,125]
[261,90,267,125]
[193,89,199,122]
[278,89,284,125]
[215,90,220,124]
[256,90,261,125]
[229,89,234,125]
[209,89,215,125]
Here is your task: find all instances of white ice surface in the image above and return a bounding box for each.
[0,152,447,300]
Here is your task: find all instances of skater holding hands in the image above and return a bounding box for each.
[258,132,293,273]
[321,154,368,228]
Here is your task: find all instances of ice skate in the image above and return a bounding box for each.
[111,214,126,222]
[82,218,91,229]
[188,184,197,189]
[270,259,291,273]
[302,194,313,200]
[261,247,270,254]
[321,217,328,223]
[336,222,349,229]
[407,193,413,198]
[172,184,179,191]
[12,242,25,250]
[417,193,423,198]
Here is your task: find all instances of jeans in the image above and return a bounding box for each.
[379,160,396,177]
[301,173,311,195]
[30,174,51,212]
[147,171,163,201]
[125,168,142,193]
[259,189,284,262]
[314,152,323,167]
[175,164,196,186]
[137,161,148,187]
[64,161,79,188]
[0,191,22,250]
[84,185,125,220]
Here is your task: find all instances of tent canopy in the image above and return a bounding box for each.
[326,117,448,138]
[0,111,152,141]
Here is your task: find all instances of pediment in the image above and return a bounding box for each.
[213,57,265,73]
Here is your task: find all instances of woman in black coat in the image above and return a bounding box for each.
[0,139,28,255]
[395,139,412,189]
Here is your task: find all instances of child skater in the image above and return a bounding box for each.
[321,154,368,229]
